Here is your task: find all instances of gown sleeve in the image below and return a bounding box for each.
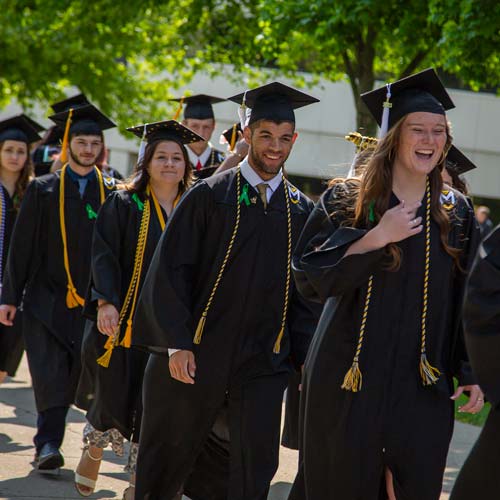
[292,185,386,304]
[85,191,128,318]
[1,181,39,306]
[132,182,213,354]
[463,225,500,405]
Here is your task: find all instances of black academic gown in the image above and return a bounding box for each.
[1,169,115,412]
[76,189,163,441]
[289,184,479,500]
[450,225,500,500]
[191,147,225,179]
[133,167,318,500]
[0,186,24,377]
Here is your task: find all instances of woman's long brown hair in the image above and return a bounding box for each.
[330,115,460,271]
[124,138,194,196]
[0,140,34,209]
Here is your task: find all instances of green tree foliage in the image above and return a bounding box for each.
[1,0,498,134]
[0,0,193,127]
[174,0,500,134]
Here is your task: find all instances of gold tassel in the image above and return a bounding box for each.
[194,313,207,344]
[96,345,114,368]
[173,97,184,120]
[341,361,362,392]
[59,108,73,163]
[273,326,285,354]
[120,319,132,348]
[103,335,114,350]
[419,354,441,386]
[66,286,84,309]
[229,124,237,151]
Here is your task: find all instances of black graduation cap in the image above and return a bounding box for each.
[50,93,90,114]
[446,145,477,175]
[361,68,455,135]
[170,95,225,120]
[221,122,242,150]
[228,82,319,125]
[49,103,116,136]
[42,126,64,145]
[0,114,43,143]
[127,120,204,144]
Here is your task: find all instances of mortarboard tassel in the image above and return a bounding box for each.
[59,108,73,163]
[379,83,392,138]
[229,123,238,151]
[238,91,249,130]
[173,97,184,121]
[137,124,147,164]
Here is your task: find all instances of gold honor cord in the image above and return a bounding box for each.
[193,168,293,355]
[342,177,440,392]
[60,164,105,308]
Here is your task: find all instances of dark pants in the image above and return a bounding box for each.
[34,406,69,453]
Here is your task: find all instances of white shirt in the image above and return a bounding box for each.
[239,157,283,203]
[168,158,283,356]
[185,143,213,167]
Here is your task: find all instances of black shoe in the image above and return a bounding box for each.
[37,442,64,470]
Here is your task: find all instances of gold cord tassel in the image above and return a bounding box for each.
[273,326,285,354]
[229,124,238,151]
[419,353,441,386]
[193,170,242,345]
[96,341,115,368]
[66,285,84,309]
[194,313,207,344]
[341,360,363,392]
[120,319,133,348]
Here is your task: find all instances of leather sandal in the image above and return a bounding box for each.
[122,485,135,500]
[74,445,102,497]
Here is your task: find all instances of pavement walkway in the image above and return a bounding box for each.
[0,356,481,500]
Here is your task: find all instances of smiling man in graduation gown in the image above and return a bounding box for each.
[171,94,226,179]
[133,82,320,500]
[0,102,116,472]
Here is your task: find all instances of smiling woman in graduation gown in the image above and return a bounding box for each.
[289,69,481,500]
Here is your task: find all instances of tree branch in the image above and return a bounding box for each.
[399,48,434,79]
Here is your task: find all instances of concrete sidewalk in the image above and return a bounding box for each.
[0,356,481,500]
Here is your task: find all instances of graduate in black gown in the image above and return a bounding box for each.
[171,94,226,179]
[0,102,116,472]
[289,69,482,500]
[73,120,200,499]
[441,145,475,196]
[450,225,500,499]
[132,82,320,500]
[0,115,42,383]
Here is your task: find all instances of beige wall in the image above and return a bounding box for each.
[2,72,499,198]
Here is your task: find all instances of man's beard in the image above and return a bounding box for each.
[249,148,286,177]
[68,146,99,168]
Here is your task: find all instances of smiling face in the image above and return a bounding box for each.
[147,140,186,186]
[0,140,28,174]
[244,120,297,179]
[394,112,448,176]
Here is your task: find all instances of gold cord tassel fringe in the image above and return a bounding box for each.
[96,343,114,368]
[120,319,133,348]
[66,286,84,309]
[419,354,441,386]
[341,360,362,392]
[194,314,207,344]
[273,326,285,354]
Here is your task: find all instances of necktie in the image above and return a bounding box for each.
[77,178,88,198]
[196,159,202,171]
[256,183,269,210]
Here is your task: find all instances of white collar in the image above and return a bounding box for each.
[185,143,213,166]
[240,157,282,193]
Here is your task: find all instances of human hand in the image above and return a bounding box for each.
[0,305,17,326]
[234,135,249,158]
[97,303,119,337]
[451,384,485,414]
[374,200,423,245]
[169,350,196,384]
